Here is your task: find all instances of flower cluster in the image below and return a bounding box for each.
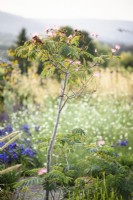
[0,123,39,136]
[0,141,37,164]
[0,124,38,165]
[117,140,128,146]
[111,44,121,53]
[21,123,40,133]
[0,125,13,136]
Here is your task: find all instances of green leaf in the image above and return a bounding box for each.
[41,64,55,77]
[59,44,70,57]
[72,128,85,136]
[71,36,80,46]
[69,46,80,59]
[81,51,94,59]
[14,177,43,189]
[93,56,104,64]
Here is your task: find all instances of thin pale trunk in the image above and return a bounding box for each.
[44,72,68,200]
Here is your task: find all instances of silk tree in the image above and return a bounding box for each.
[16,27,109,199]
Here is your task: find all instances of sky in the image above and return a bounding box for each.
[0,0,133,21]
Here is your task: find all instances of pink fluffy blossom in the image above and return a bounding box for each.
[93,72,100,77]
[111,48,116,53]
[38,168,47,175]
[115,45,120,50]
[90,32,99,38]
[74,61,81,65]
[97,139,105,147]
[68,59,73,64]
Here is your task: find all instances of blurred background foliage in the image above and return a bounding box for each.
[0,26,133,115]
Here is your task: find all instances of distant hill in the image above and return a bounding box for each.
[39,18,133,45]
[0,11,133,48]
[0,11,44,35]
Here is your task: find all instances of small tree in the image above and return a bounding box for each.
[16,27,109,199]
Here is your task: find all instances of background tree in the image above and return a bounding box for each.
[120,51,133,68]
[0,29,30,114]
[0,59,13,115]
[8,28,31,74]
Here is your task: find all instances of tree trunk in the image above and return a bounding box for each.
[44,72,68,200]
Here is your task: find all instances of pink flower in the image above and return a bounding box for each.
[74,61,81,65]
[111,48,116,53]
[68,59,73,64]
[115,45,120,50]
[90,32,99,38]
[31,33,40,38]
[38,168,47,175]
[97,139,105,147]
[93,72,100,77]
[111,45,120,53]
[68,35,73,39]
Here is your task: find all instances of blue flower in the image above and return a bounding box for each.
[22,147,36,157]
[18,144,25,153]
[0,125,13,136]
[21,124,30,133]
[0,152,10,163]
[0,142,5,147]
[0,128,6,136]
[7,142,17,150]
[4,125,13,133]
[117,140,128,146]
[12,152,18,160]
[35,125,40,132]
